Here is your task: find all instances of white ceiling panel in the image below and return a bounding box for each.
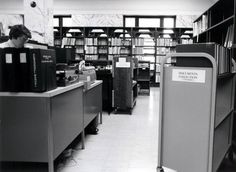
[0,0,217,15]
[54,0,216,15]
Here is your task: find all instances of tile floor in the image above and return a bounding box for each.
[56,87,236,172]
[57,87,160,172]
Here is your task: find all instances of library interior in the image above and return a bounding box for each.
[0,0,236,172]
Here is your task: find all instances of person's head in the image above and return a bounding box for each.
[9,24,32,48]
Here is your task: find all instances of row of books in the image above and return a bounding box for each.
[54,39,62,46]
[155,74,160,83]
[180,39,193,44]
[85,47,97,54]
[98,39,108,46]
[57,37,185,48]
[156,38,178,47]
[156,47,175,55]
[193,14,208,36]
[75,38,84,45]
[120,48,131,54]
[85,55,99,60]
[98,49,108,54]
[61,37,76,47]
[132,38,145,46]
[132,47,144,55]
[109,47,121,54]
[217,45,231,74]
[75,46,84,54]
[136,55,155,63]
[176,43,231,74]
[109,38,123,46]
[85,38,98,45]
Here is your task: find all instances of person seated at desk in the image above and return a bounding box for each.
[0,24,31,48]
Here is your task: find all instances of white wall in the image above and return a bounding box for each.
[54,0,216,15]
[0,0,23,14]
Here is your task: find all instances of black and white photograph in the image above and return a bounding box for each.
[0,0,236,171]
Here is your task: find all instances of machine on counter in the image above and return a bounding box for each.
[78,60,96,89]
[55,60,96,88]
[56,63,79,86]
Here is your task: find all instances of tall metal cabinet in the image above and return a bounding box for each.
[158,53,235,172]
[113,55,138,114]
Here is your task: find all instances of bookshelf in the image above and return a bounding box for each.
[137,61,150,95]
[193,0,236,160]
[112,51,138,114]
[193,0,235,47]
[54,26,193,86]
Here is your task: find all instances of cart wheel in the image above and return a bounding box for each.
[228,150,234,162]
[157,166,164,172]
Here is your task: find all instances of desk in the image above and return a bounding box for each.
[96,70,113,114]
[0,82,84,172]
[84,80,103,130]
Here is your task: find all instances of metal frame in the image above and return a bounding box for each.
[157,53,217,172]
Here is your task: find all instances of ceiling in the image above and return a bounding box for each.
[0,0,217,15]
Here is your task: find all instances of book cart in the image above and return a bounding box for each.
[157,53,235,172]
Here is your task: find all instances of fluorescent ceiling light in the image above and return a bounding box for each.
[114,29,127,33]
[138,29,150,32]
[91,29,104,33]
[184,30,193,34]
[163,34,171,38]
[66,33,72,37]
[68,29,82,33]
[139,34,151,38]
[163,29,174,34]
[100,33,108,37]
[181,35,190,38]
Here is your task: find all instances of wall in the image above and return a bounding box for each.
[55,0,214,28]
[0,0,23,14]
[0,15,24,35]
[67,14,197,28]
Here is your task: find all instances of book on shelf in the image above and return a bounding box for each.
[155,74,160,83]
[132,38,144,46]
[98,48,108,54]
[202,14,208,32]
[180,39,193,44]
[109,47,121,54]
[98,39,108,46]
[120,47,131,55]
[85,38,97,45]
[61,37,76,48]
[132,47,144,55]
[54,39,62,46]
[156,64,161,72]
[75,38,84,45]
[85,55,98,60]
[85,46,97,54]
[109,38,122,46]
[122,39,132,46]
[193,14,208,37]
[224,25,233,48]
[75,46,84,54]
[176,43,231,74]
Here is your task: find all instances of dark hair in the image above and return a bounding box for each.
[9,24,32,39]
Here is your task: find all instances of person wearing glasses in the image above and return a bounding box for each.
[0,24,31,48]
